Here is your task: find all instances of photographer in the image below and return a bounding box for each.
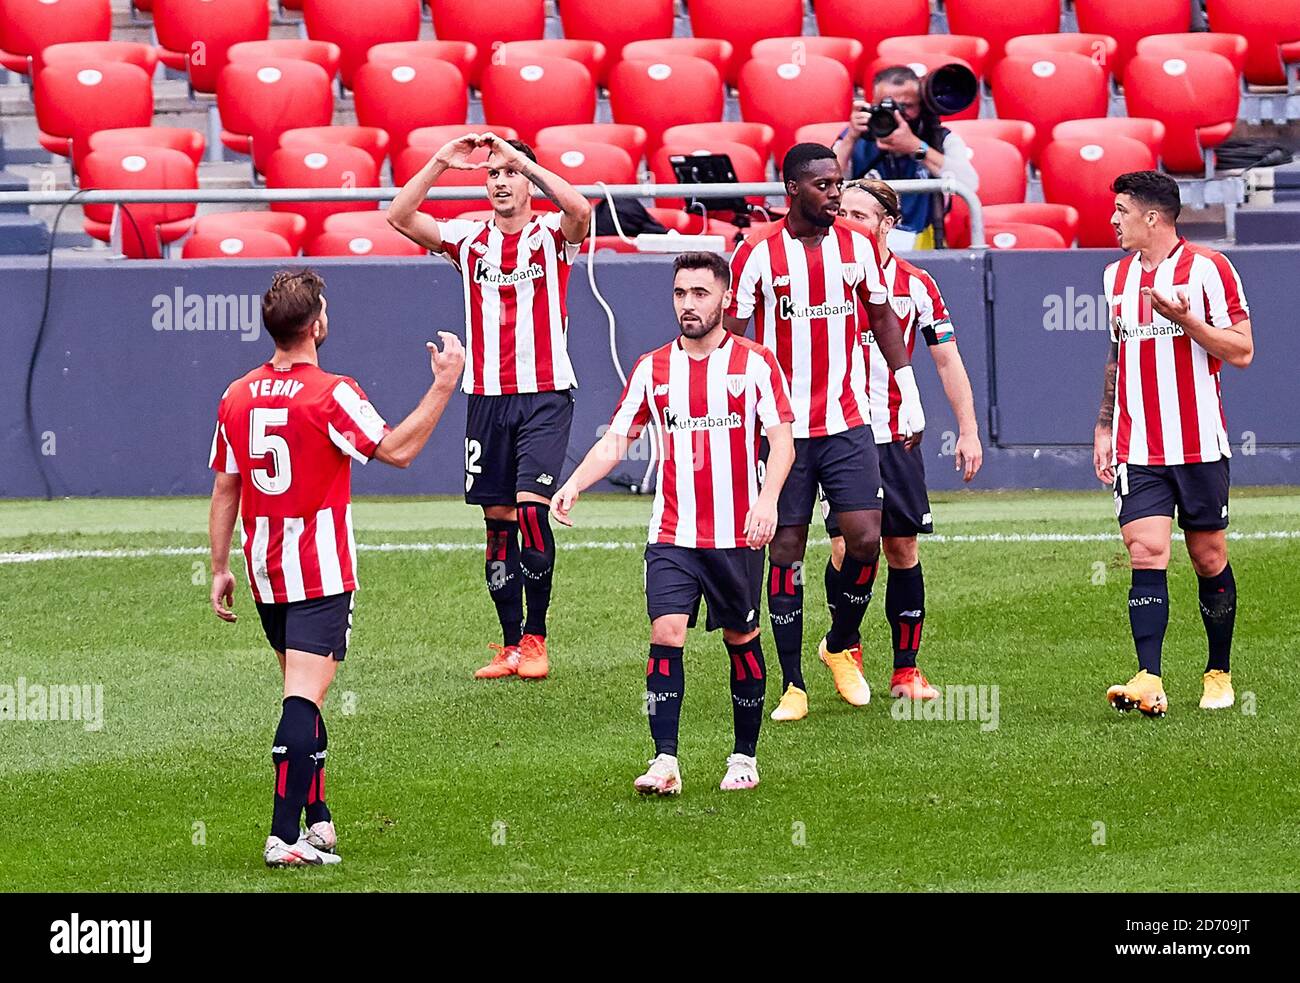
[833,65,980,250]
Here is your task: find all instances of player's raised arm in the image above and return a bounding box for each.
[373,333,466,469]
[481,134,592,244]
[387,135,482,252]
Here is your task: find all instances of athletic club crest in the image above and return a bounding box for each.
[841,262,864,287]
[726,375,746,398]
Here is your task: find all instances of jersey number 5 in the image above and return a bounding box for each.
[250,407,292,495]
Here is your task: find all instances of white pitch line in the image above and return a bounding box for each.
[2,530,1299,565]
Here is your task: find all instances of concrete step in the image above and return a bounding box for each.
[1235,202,1300,244]
[0,211,51,254]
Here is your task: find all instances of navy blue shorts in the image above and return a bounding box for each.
[823,439,933,538]
[644,543,764,633]
[1114,459,1230,531]
[256,591,354,661]
[464,390,574,506]
[762,425,882,528]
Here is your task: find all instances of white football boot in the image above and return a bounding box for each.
[719,753,760,791]
[633,753,682,796]
[304,821,337,853]
[264,835,342,867]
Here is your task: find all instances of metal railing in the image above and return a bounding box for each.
[0,178,986,247]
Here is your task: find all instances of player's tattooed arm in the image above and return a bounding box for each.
[387,137,479,251]
[1093,342,1119,485]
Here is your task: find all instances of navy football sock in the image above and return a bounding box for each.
[824,556,839,617]
[826,553,877,653]
[1129,568,1169,677]
[767,562,805,691]
[1198,563,1236,673]
[726,638,766,757]
[304,706,330,827]
[485,518,524,647]
[518,503,556,638]
[886,562,925,670]
[645,644,684,757]
[270,696,318,844]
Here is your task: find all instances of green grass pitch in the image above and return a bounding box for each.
[1,489,1298,892]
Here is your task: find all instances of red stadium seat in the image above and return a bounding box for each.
[1123,52,1240,173]
[407,124,519,151]
[353,58,467,158]
[652,140,766,210]
[307,230,427,257]
[279,126,391,173]
[609,57,724,154]
[154,0,270,94]
[227,40,341,82]
[876,35,991,80]
[986,222,1068,249]
[793,121,848,151]
[392,145,491,218]
[0,0,110,75]
[1075,0,1191,81]
[492,40,607,84]
[664,122,775,165]
[534,143,636,210]
[1004,34,1120,83]
[481,56,596,144]
[216,58,334,175]
[536,124,649,166]
[863,54,980,120]
[751,37,865,80]
[367,40,477,84]
[302,0,419,89]
[429,0,544,87]
[686,0,803,86]
[944,136,1027,247]
[34,63,152,169]
[265,144,380,243]
[1040,135,1157,246]
[322,210,395,235]
[813,0,932,75]
[88,127,205,167]
[738,55,853,167]
[36,40,157,79]
[183,230,296,259]
[945,0,1061,67]
[80,147,196,258]
[1051,117,1166,162]
[992,53,1109,164]
[1206,0,1300,86]
[1136,33,1248,79]
[557,0,675,86]
[946,119,1036,163]
[192,211,309,253]
[620,38,733,80]
[983,203,1080,245]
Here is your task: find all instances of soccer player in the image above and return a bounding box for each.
[387,133,592,681]
[552,252,796,794]
[1093,172,1253,717]
[208,270,464,866]
[821,180,983,700]
[725,144,925,723]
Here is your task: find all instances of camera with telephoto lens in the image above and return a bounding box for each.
[864,62,979,139]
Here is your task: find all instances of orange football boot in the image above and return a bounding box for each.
[474,643,520,679]
[890,666,940,700]
[517,633,550,680]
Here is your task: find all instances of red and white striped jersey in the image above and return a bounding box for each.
[864,254,955,443]
[209,362,391,604]
[608,333,794,549]
[437,211,581,396]
[1105,238,1249,466]
[727,219,887,439]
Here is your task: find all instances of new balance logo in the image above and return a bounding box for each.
[536,473,554,486]
[653,383,670,396]
[900,609,923,618]
[772,275,791,287]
